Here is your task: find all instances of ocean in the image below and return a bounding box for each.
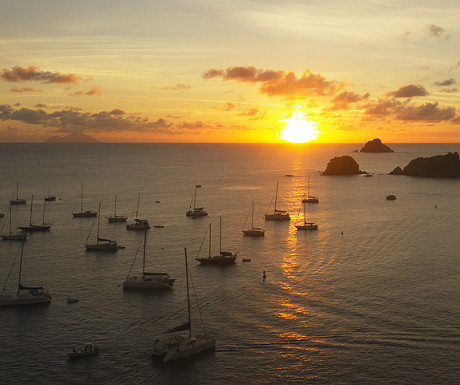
[0,143,459,384]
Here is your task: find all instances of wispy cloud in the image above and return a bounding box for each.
[0,65,78,84]
[69,86,101,96]
[330,91,369,110]
[9,87,42,93]
[161,83,191,90]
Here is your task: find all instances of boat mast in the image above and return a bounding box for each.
[42,199,46,225]
[219,217,222,256]
[135,193,140,219]
[17,238,25,295]
[96,203,101,240]
[16,181,19,200]
[193,186,197,211]
[80,183,84,213]
[274,180,279,212]
[208,223,211,258]
[9,207,12,236]
[251,201,254,229]
[29,195,34,225]
[142,230,146,278]
[184,248,192,338]
[114,195,117,216]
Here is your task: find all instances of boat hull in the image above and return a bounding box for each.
[159,336,216,362]
[265,213,290,221]
[107,216,127,223]
[186,210,208,217]
[243,229,265,236]
[85,243,123,252]
[0,292,51,307]
[10,199,26,205]
[1,233,28,241]
[73,211,97,218]
[122,275,175,290]
[196,255,236,265]
[18,224,51,232]
[295,223,318,230]
[302,197,319,203]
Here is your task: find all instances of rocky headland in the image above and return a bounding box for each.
[389,152,460,178]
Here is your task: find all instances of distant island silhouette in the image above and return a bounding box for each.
[44,132,99,143]
[360,138,394,153]
[389,152,460,178]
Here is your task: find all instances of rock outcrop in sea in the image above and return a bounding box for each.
[389,152,460,178]
[322,155,364,175]
[360,138,394,153]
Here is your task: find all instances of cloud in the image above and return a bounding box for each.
[69,86,101,96]
[9,87,42,93]
[161,83,191,90]
[203,66,343,98]
[387,84,428,98]
[212,101,235,111]
[238,107,266,120]
[434,78,456,87]
[330,91,369,110]
[364,98,458,122]
[0,65,78,84]
[425,24,451,40]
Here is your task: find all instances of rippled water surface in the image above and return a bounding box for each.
[0,143,459,384]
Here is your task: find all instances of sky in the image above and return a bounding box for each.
[0,0,459,143]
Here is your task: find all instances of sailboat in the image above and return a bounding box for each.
[18,195,52,232]
[242,201,265,236]
[186,185,208,217]
[0,239,52,307]
[72,183,97,217]
[107,194,127,223]
[86,203,124,251]
[151,248,216,362]
[302,176,319,203]
[44,185,56,202]
[10,182,26,205]
[123,230,175,289]
[1,207,28,241]
[295,203,318,230]
[196,218,237,265]
[264,180,290,221]
[126,193,150,230]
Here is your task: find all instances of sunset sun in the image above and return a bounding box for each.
[277,112,323,143]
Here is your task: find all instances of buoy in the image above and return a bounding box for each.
[262,270,267,280]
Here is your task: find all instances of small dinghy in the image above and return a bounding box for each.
[68,343,99,358]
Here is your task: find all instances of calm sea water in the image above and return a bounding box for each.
[0,143,459,385]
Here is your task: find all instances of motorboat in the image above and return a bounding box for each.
[68,344,99,358]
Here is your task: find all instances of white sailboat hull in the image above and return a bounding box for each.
[243,228,265,236]
[161,336,216,362]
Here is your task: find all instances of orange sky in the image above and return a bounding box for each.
[0,1,459,143]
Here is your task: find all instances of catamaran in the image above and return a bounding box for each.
[151,248,216,362]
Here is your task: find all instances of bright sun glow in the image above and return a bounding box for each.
[277,112,323,143]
